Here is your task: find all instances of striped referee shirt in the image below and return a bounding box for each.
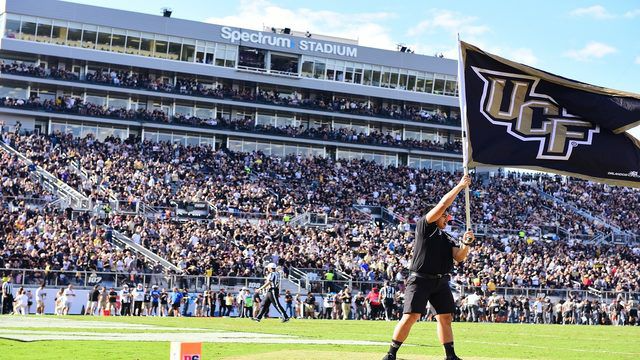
[380,286,395,300]
[1,280,13,296]
[267,271,282,290]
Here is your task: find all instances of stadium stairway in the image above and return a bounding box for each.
[0,139,91,210]
[536,187,635,239]
[105,225,182,273]
[0,138,183,274]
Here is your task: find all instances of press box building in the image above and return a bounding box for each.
[0,0,462,171]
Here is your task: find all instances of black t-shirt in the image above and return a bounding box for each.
[160,292,168,304]
[354,296,365,306]
[108,290,117,303]
[90,289,100,302]
[285,294,293,304]
[409,217,457,274]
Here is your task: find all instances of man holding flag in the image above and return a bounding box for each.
[382,175,475,360]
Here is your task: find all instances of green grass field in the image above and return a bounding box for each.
[0,315,638,360]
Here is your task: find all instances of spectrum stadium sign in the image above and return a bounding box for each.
[220,26,358,58]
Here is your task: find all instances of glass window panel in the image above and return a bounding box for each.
[174,105,193,117]
[107,97,128,109]
[111,32,125,53]
[256,114,276,126]
[66,23,82,47]
[399,73,409,90]
[96,29,111,51]
[140,34,153,57]
[50,122,66,135]
[20,19,37,40]
[185,136,200,146]
[271,143,284,157]
[143,131,158,142]
[256,142,271,154]
[228,139,242,152]
[389,70,399,89]
[125,35,140,55]
[313,61,325,79]
[242,141,257,153]
[444,79,457,96]
[51,22,68,45]
[284,145,298,156]
[157,133,172,143]
[168,42,181,60]
[432,159,443,171]
[35,19,52,42]
[154,39,167,58]
[0,85,27,98]
[433,78,445,95]
[301,59,313,77]
[424,73,434,94]
[112,128,127,140]
[67,124,82,137]
[181,44,195,62]
[277,116,294,127]
[4,15,21,39]
[171,134,185,145]
[81,25,97,49]
[85,95,106,106]
[195,108,213,119]
[96,127,113,141]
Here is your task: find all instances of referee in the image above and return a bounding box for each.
[383,175,475,360]
[379,281,396,321]
[252,263,290,323]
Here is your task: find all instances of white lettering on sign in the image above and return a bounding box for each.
[220,27,357,58]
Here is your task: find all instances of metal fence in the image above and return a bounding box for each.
[2,268,639,302]
[1,268,267,292]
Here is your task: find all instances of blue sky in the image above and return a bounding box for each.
[64,0,640,136]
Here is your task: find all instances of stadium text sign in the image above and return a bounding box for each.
[220,27,358,58]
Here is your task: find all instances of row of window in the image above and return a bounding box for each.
[2,14,458,96]
[408,156,463,172]
[301,56,458,95]
[50,121,129,141]
[48,120,459,171]
[227,138,326,158]
[21,86,459,144]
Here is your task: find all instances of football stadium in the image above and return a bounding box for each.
[0,0,639,359]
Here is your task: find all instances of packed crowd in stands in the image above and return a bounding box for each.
[1,132,639,302]
[0,95,461,153]
[0,61,459,125]
[540,178,640,234]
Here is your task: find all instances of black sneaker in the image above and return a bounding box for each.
[281,317,290,323]
[251,317,261,322]
[382,354,396,360]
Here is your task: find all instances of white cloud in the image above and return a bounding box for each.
[635,56,640,65]
[507,48,539,66]
[563,42,617,61]
[570,5,615,19]
[205,0,397,50]
[624,9,640,18]
[407,10,490,38]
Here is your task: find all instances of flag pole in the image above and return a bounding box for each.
[457,34,472,233]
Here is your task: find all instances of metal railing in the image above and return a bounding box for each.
[0,140,91,210]
[1,268,268,292]
[457,284,640,302]
[106,226,182,273]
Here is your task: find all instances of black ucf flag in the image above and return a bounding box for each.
[458,41,640,187]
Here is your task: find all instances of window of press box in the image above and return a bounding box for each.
[270,52,299,74]
[238,46,266,69]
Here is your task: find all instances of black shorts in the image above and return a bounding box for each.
[403,275,454,315]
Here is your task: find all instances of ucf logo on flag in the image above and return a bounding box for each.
[458,41,640,187]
